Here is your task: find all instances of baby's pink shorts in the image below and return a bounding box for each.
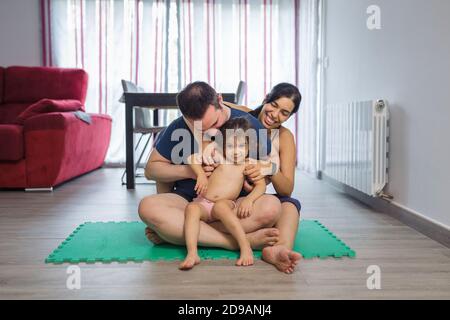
[193,196,236,222]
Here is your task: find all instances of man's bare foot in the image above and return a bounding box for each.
[179,253,201,270]
[246,228,280,249]
[236,246,254,266]
[145,227,165,245]
[262,245,302,274]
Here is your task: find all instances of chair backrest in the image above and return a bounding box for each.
[236,81,247,105]
[121,80,152,130]
[121,79,141,94]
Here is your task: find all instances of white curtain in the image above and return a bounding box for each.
[41,0,319,169]
[297,0,320,173]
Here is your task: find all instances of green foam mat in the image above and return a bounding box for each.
[45,220,355,264]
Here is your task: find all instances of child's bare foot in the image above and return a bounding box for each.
[236,246,254,266]
[246,228,279,249]
[179,254,201,270]
[145,227,165,245]
[262,245,302,274]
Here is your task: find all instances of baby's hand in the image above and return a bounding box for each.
[238,198,253,218]
[194,174,208,195]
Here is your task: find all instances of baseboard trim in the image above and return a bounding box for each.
[320,173,450,248]
[25,187,53,192]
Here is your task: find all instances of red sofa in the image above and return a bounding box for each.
[0,66,112,189]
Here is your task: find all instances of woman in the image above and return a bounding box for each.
[223,83,302,273]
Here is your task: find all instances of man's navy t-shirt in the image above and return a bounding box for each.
[155,108,270,201]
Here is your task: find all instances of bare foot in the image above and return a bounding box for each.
[262,245,302,274]
[145,227,165,245]
[236,246,254,266]
[246,228,280,249]
[179,254,201,270]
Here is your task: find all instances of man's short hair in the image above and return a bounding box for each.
[176,81,219,120]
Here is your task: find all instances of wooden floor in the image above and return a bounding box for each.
[0,168,449,300]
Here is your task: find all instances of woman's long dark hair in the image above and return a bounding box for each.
[249,83,302,118]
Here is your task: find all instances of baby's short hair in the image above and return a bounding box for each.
[220,116,252,134]
[218,117,253,149]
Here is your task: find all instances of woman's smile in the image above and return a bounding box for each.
[262,112,277,127]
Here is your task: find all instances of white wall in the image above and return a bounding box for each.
[0,0,42,66]
[323,0,450,227]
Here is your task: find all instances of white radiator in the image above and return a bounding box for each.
[323,100,389,197]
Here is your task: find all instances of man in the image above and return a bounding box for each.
[138,82,284,265]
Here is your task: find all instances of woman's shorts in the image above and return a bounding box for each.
[274,194,301,214]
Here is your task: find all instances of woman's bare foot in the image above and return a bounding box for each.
[236,246,254,266]
[179,253,201,270]
[262,245,302,274]
[246,228,280,249]
[145,227,165,245]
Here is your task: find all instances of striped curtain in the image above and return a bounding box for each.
[41,0,317,169]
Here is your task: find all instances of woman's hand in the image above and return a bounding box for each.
[243,179,255,193]
[244,161,269,183]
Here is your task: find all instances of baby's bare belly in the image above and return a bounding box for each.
[204,166,244,202]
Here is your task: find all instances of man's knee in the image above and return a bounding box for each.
[185,202,203,216]
[256,196,282,227]
[138,195,164,227]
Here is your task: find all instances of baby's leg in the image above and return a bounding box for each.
[212,200,254,266]
[179,202,209,270]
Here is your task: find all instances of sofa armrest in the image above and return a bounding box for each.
[23,112,112,187]
[23,112,111,131]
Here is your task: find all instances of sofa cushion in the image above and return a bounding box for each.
[0,124,24,161]
[4,66,88,106]
[0,67,4,104]
[15,99,83,125]
[0,103,31,124]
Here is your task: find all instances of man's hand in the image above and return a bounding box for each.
[202,142,218,166]
[238,198,253,218]
[202,164,217,178]
[194,173,208,195]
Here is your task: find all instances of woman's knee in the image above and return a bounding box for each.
[281,201,301,219]
[256,196,282,226]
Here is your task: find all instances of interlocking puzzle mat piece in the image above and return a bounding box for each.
[45,220,355,264]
